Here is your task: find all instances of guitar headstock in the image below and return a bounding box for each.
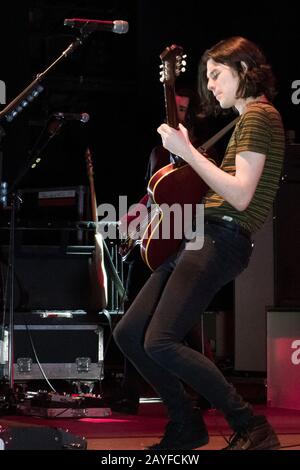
[159,44,186,86]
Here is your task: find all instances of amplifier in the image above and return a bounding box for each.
[16,185,88,225]
[0,185,91,246]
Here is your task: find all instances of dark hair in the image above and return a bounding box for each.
[198,36,277,114]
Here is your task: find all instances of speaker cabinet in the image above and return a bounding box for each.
[0,245,102,311]
[274,182,300,306]
[235,212,274,371]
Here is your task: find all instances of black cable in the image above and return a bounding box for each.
[98,287,127,397]
[22,313,56,393]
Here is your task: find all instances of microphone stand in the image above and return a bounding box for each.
[0,27,95,412]
[0,27,92,123]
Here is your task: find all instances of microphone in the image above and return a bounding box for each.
[64,18,129,34]
[53,112,90,123]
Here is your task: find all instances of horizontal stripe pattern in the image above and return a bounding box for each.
[204,103,285,233]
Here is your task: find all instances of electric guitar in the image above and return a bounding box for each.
[85,147,108,308]
[86,148,126,305]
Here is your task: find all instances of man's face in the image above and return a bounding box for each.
[175,95,190,123]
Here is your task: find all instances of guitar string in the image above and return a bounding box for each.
[121,205,157,244]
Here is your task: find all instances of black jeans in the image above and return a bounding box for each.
[114,221,254,431]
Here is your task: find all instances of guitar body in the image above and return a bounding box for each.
[119,236,142,263]
[141,163,208,270]
[119,203,159,263]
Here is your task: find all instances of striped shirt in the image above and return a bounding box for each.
[204,102,285,233]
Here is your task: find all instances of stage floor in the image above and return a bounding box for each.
[1,402,300,451]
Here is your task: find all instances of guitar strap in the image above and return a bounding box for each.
[200,116,240,153]
[201,99,269,151]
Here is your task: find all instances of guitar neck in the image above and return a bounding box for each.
[164,83,179,129]
[89,174,98,224]
[160,43,186,165]
[85,147,98,224]
[164,83,184,165]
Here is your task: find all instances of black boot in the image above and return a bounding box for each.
[147,408,209,450]
[222,415,280,450]
[110,397,139,415]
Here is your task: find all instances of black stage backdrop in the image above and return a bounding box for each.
[0,0,299,209]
